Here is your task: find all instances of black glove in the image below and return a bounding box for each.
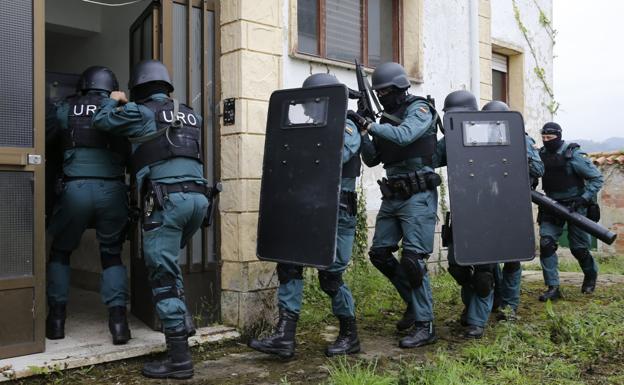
[356,98,367,115]
[568,196,589,212]
[347,110,371,132]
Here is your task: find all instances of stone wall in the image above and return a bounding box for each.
[592,153,624,255]
[219,0,283,328]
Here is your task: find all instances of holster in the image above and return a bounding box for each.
[377,171,441,200]
[586,202,601,222]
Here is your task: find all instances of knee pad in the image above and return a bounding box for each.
[570,248,592,264]
[101,253,123,270]
[49,249,71,265]
[318,271,343,297]
[539,237,558,259]
[276,264,303,284]
[369,248,399,279]
[448,264,472,287]
[401,251,428,289]
[502,261,521,274]
[150,274,181,304]
[472,269,494,298]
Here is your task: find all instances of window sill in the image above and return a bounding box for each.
[289,51,423,84]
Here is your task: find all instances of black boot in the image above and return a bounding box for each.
[396,307,416,331]
[142,330,194,379]
[539,286,562,302]
[399,321,437,348]
[46,303,66,340]
[463,325,484,339]
[108,306,131,345]
[581,273,597,294]
[248,308,298,358]
[325,316,361,357]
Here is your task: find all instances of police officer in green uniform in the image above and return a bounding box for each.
[248,73,362,358]
[481,100,545,320]
[46,66,130,345]
[433,90,497,339]
[349,62,440,348]
[537,122,603,301]
[93,60,210,379]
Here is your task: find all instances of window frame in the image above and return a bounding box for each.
[492,52,509,104]
[296,0,403,67]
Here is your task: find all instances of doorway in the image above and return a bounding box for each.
[0,0,219,360]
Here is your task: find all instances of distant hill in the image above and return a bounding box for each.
[568,137,624,153]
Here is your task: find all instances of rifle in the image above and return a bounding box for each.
[351,59,381,121]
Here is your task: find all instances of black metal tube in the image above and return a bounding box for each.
[531,191,617,245]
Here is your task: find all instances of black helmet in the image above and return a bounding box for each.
[482,100,509,111]
[78,66,118,93]
[541,122,562,135]
[443,90,478,112]
[371,62,410,90]
[128,60,174,92]
[302,73,340,88]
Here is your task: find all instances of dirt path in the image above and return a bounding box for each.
[522,271,624,285]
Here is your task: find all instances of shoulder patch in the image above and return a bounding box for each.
[345,125,353,135]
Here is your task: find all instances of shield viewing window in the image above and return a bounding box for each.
[283,97,329,127]
[463,121,510,146]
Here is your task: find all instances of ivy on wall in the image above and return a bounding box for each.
[512,0,559,115]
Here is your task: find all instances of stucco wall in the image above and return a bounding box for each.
[281,0,553,251]
[596,166,624,255]
[491,0,554,138]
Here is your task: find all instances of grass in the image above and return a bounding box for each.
[523,254,624,275]
[12,254,624,385]
[302,256,624,385]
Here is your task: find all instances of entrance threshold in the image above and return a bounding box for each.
[0,288,238,382]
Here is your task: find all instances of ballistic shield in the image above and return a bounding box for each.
[257,84,348,268]
[444,110,535,265]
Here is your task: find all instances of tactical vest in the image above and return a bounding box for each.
[63,94,128,155]
[540,142,584,195]
[373,95,437,166]
[130,98,203,174]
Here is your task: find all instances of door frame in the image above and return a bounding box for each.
[129,0,222,329]
[0,0,46,359]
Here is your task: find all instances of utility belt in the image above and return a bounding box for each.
[55,174,125,195]
[377,171,441,200]
[142,179,222,227]
[339,191,357,216]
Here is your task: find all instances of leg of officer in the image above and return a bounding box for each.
[464,264,495,338]
[93,179,130,344]
[446,242,472,326]
[538,216,565,301]
[248,263,302,358]
[320,208,359,357]
[369,199,417,330]
[396,190,437,348]
[46,180,93,340]
[498,261,522,320]
[177,192,210,335]
[567,207,599,294]
[492,264,503,311]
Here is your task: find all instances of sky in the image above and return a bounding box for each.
[553,0,624,141]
